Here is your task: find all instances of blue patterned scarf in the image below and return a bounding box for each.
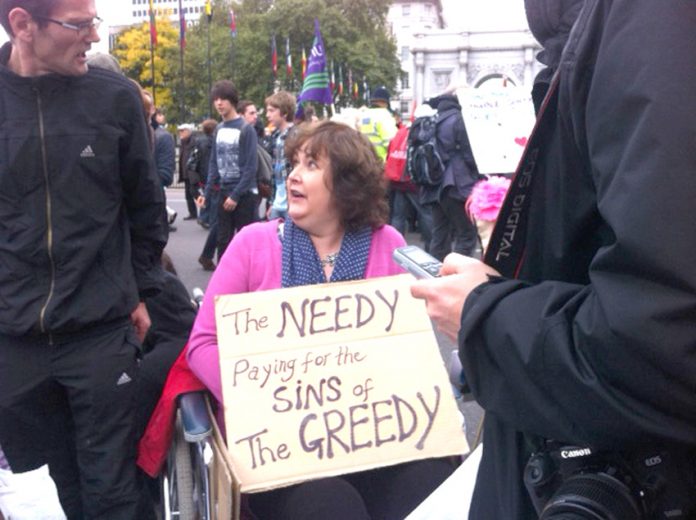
[281,220,372,288]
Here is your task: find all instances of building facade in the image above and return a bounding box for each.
[129,0,207,24]
[387,0,445,115]
[387,1,542,116]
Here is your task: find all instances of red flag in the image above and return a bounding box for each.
[148,0,157,47]
[229,9,237,37]
[301,47,307,80]
[271,35,278,78]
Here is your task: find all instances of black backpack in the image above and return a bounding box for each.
[406,114,445,187]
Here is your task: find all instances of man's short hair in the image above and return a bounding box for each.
[265,91,296,123]
[210,80,239,106]
[201,119,217,135]
[237,99,255,115]
[0,0,57,37]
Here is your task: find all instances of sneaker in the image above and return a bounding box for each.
[167,210,178,225]
[198,256,216,271]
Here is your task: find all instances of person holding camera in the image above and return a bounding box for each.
[411,1,696,518]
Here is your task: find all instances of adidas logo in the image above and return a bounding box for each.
[116,372,132,386]
[80,145,95,158]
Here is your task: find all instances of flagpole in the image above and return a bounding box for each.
[206,1,212,118]
[178,0,185,122]
[150,39,156,107]
[148,0,157,107]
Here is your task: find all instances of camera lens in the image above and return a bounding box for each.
[540,473,643,520]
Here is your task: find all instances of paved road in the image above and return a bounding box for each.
[164,189,484,448]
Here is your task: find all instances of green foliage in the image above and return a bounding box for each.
[111,0,400,124]
[112,14,179,115]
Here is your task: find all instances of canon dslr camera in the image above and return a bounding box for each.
[523,441,696,519]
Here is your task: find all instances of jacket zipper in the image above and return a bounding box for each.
[35,89,55,345]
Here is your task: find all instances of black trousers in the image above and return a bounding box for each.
[429,191,478,261]
[216,191,258,258]
[247,458,456,520]
[0,323,143,519]
[183,177,199,219]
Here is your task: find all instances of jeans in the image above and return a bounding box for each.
[391,190,433,252]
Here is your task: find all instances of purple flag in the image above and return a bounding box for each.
[297,19,333,106]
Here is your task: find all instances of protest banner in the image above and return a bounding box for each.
[215,274,469,493]
[457,86,536,175]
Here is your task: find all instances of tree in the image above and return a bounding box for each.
[112,14,179,117]
[111,0,400,123]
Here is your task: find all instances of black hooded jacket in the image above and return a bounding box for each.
[0,43,167,337]
[460,1,696,517]
[421,94,479,204]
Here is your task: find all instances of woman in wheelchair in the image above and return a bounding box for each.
[187,121,454,519]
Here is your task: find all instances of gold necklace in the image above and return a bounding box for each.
[319,252,339,267]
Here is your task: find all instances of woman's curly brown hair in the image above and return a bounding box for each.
[285,120,389,231]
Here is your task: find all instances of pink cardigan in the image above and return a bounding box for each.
[187,219,407,401]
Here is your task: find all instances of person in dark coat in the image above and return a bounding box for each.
[411,1,696,518]
[420,93,480,261]
[178,123,198,221]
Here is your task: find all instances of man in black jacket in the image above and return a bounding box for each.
[419,93,480,261]
[412,1,696,518]
[0,0,167,518]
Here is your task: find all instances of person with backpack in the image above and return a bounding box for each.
[414,93,480,261]
[384,122,433,251]
[196,80,258,260]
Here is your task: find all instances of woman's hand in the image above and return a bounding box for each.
[410,253,500,342]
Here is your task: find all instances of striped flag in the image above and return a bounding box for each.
[286,36,292,79]
[148,0,157,46]
[297,19,333,107]
[229,9,237,38]
[347,68,353,99]
[338,64,344,96]
[330,60,335,94]
[271,35,278,78]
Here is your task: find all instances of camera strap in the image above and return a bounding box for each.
[483,72,561,278]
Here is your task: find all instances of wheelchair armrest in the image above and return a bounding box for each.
[178,391,213,443]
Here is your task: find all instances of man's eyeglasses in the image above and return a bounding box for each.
[34,16,102,35]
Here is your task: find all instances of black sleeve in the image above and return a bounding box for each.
[120,86,168,298]
[229,124,258,202]
[458,0,696,449]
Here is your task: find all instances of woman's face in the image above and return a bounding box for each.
[287,143,340,233]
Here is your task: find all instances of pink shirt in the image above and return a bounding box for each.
[187,219,407,401]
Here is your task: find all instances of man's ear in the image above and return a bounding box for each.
[8,8,36,42]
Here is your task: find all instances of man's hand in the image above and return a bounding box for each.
[410,253,500,342]
[195,195,206,208]
[223,196,238,212]
[130,302,151,343]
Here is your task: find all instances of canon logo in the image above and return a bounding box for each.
[644,455,662,467]
[560,448,592,459]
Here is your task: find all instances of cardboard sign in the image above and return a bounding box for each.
[216,274,469,493]
[457,87,536,174]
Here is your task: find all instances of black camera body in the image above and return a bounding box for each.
[523,441,696,519]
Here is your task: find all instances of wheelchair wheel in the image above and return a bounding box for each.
[173,412,197,519]
[160,412,197,520]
